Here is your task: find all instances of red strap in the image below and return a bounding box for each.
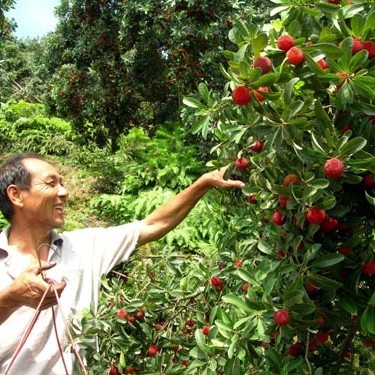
[5,282,88,375]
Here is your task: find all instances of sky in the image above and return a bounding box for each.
[6,0,60,39]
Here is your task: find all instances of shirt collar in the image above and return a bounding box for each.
[0,226,64,258]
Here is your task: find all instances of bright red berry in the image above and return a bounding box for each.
[181,360,189,367]
[248,194,257,204]
[127,315,137,323]
[253,56,273,74]
[283,173,300,186]
[306,207,326,225]
[316,331,329,344]
[250,140,265,152]
[324,157,344,179]
[327,0,340,3]
[364,40,375,58]
[317,58,329,69]
[320,217,339,232]
[135,308,145,320]
[186,319,195,327]
[210,276,224,291]
[235,157,249,170]
[277,35,295,51]
[116,309,128,319]
[276,250,286,259]
[252,87,269,101]
[242,282,250,292]
[286,47,304,66]
[148,345,159,356]
[202,326,210,336]
[232,86,251,105]
[362,261,375,276]
[272,210,285,226]
[352,38,364,55]
[274,309,290,326]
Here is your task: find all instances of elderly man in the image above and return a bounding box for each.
[0,153,244,375]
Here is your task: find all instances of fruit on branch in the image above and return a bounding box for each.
[324,157,344,179]
[277,35,295,51]
[286,47,304,66]
[232,85,251,105]
[306,207,326,225]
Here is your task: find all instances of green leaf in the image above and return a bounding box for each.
[349,49,368,72]
[310,253,345,270]
[223,294,252,313]
[311,179,330,189]
[365,191,375,206]
[183,97,207,110]
[257,240,274,255]
[265,348,282,372]
[340,136,367,156]
[198,83,210,103]
[339,296,358,315]
[350,13,365,36]
[309,273,343,289]
[253,33,268,57]
[360,305,375,334]
[191,116,210,138]
[224,357,242,375]
[189,346,209,359]
[284,78,299,105]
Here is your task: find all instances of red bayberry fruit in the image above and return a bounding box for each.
[202,326,210,336]
[117,309,128,319]
[306,207,326,225]
[362,261,375,276]
[235,259,243,268]
[242,282,250,292]
[363,173,375,189]
[253,56,273,74]
[210,276,224,291]
[276,250,286,259]
[250,140,265,152]
[109,364,121,375]
[316,331,329,344]
[341,124,351,132]
[148,345,158,356]
[252,87,269,101]
[340,246,352,255]
[248,194,257,203]
[127,315,137,323]
[320,217,339,232]
[232,86,251,105]
[274,309,290,326]
[317,58,329,69]
[278,194,290,207]
[136,308,145,320]
[286,47,304,66]
[324,157,344,179]
[186,319,195,327]
[277,35,295,51]
[364,40,375,58]
[283,173,300,186]
[235,157,249,170]
[327,0,340,3]
[154,323,164,330]
[272,210,285,226]
[181,360,189,367]
[352,38,364,55]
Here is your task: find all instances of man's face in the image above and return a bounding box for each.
[19,158,69,230]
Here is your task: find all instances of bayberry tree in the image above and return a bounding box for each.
[75,0,374,374]
[182,0,375,372]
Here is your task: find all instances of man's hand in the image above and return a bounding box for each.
[0,262,66,324]
[203,166,245,190]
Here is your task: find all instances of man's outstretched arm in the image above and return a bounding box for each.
[137,167,244,247]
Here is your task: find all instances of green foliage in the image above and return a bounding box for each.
[0,100,75,155]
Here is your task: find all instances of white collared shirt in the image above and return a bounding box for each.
[0,221,141,375]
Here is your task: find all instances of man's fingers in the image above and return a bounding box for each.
[37,262,56,274]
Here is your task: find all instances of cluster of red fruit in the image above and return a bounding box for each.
[116,308,145,323]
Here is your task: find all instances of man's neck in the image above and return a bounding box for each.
[7,225,52,261]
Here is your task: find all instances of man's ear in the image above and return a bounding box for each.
[6,185,24,208]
